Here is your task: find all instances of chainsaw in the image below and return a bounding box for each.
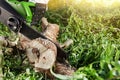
[0,0,67,62]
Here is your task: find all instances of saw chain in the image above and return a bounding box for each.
[0,0,67,62]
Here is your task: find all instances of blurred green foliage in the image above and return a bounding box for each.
[46,1,120,79]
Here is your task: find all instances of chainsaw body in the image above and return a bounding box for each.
[7,0,35,24]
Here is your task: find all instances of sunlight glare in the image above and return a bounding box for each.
[75,0,120,7]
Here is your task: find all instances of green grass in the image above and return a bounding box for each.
[1,1,120,80]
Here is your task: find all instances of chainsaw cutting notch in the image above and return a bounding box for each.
[7,16,20,32]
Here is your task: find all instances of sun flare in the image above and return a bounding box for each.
[75,0,120,7]
[48,0,120,10]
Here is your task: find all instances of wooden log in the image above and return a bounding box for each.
[0,17,75,79]
[19,34,57,72]
[41,17,59,43]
